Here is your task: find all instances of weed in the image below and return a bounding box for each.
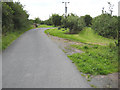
[68,44,118,75]
[62,49,67,53]
[90,84,97,88]
[81,74,86,77]
[109,42,115,48]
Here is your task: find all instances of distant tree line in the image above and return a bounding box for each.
[2,2,30,35]
[39,13,118,39]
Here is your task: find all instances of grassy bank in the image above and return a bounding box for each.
[2,26,34,50]
[45,27,116,45]
[45,27,118,75]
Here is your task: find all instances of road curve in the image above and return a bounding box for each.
[2,28,91,88]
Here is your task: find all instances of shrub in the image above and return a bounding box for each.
[109,42,115,48]
[61,14,86,34]
[92,14,118,39]
[51,14,62,26]
[84,15,92,26]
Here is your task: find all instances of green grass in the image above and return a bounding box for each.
[45,27,116,45]
[45,27,118,75]
[90,84,97,88]
[38,25,55,28]
[2,26,34,50]
[68,44,118,75]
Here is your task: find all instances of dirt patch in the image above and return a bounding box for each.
[47,34,83,55]
[88,73,118,88]
[47,34,118,88]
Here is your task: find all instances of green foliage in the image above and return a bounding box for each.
[109,42,115,48]
[2,26,33,50]
[34,17,41,24]
[92,14,118,39]
[78,16,86,31]
[51,14,62,26]
[84,15,92,26]
[69,44,118,75]
[2,2,14,34]
[43,17,53,25]
[66,14,80,33]
[2,2,30,34]
[118,16,120,47]
[61,14,86,34]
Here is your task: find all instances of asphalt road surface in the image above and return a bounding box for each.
[2,28,91,88]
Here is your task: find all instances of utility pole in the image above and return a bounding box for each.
[62,1,70,17]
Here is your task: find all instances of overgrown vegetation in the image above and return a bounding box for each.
[68,44,118,75]
[45,27,118,75]
[2,26,33,50]
[92,14,118,39]
[2,2,31,50]
[2,2,31,35]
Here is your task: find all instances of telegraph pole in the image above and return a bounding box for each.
[62,1,70,30]
[62,1,70,17]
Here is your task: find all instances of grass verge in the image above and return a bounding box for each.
[45,27,118,75]
[2,26,34,50]
[68,44,118,75]
[45,27,116,45]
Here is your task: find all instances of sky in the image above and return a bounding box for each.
[13,0,119,20]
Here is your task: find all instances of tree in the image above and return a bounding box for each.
[84,15,92,26]
[34,17,41,24]
[2,2,30,34]
[92,14,118,39]
[51,14,62,26]
[78,16,86,31]
[66,14,79,33]
[61,14,86,34]
[2,2,14,34]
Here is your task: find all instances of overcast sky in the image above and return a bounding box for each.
[13,0,119,20]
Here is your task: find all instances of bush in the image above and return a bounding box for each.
[2,2,14,34]
[66,14,80,33]
[2,2,31,34]
[61,14,86,34]
[84,15,92,26]
[92,14,118,39]
[109,42,115,48]
[78,16,86,31]
[51,14,62,26]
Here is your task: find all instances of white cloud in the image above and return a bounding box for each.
[14,0,119,20]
